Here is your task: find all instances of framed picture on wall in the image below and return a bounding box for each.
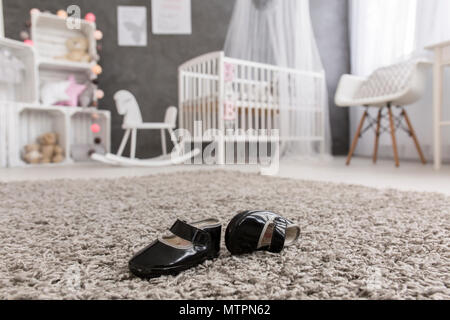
[151,0,192,35]
[117,6,148,47]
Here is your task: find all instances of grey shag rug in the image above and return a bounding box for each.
[0,171,449,300]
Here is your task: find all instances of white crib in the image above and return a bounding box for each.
[178,51,326,162]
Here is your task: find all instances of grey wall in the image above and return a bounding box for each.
[4,0,350,157]
[310,0,350,155]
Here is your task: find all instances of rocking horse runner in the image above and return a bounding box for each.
[91,90,199,166]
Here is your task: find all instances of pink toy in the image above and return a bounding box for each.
[56,75,86,106]
[24,39,34,46]
[66,75,86,106]
[84,12,96,22]
[90,123,101,133]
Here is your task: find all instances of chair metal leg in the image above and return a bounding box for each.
[402,109,427,165]
[373,108,383,164]
[130,129,137,159]
[387,105,400,167]
[161,129,167,155]
[117,129,131,156]
[346,110,368,166]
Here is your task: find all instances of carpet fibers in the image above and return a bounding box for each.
[0,171,449,300]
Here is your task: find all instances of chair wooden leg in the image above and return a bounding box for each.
[402,109,427,164]
[373,108,383,164]
[387,106,400,167]
[346,110,368,165]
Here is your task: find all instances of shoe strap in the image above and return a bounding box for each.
[170,219,210,246]
[269,217,287,253]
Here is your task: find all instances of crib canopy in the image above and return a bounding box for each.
[224,0,330,157]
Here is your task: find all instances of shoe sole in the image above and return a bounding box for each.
[129,253,220,279]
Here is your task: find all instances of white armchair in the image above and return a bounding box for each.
[335,59,431,167]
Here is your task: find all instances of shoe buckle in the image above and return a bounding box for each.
[192,229,209,246]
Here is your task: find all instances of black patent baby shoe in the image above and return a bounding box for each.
[129,219,221,279]
[225,210,300,255]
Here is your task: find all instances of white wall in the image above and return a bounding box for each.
[0,0,4,37]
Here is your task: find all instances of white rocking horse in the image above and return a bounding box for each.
[91,90,199,166]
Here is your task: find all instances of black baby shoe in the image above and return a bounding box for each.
[225,210,300,255]
[129,219,221,279]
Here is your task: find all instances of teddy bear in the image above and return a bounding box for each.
[57,37,91,63]
[38,132,57,164]
[23,143,42,164]
[23,133,65,164]
[38,132,65,163]
[52,145,65,163]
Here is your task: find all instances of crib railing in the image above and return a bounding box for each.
[178,52,221,139]
[178,51,326,148]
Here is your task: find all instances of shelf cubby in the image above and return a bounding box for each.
[6,104,111,167]
[0,38,38,104]
[7,104,69,167]
[69,109,111,162]
[31,12,97,64]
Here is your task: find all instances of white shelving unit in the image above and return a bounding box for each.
[6,103,110,167]
[0,38,38,103]
[68,107,111,159]
[0,12,110,168]
[31,11,98,64]
[0,38,38,167]
[7,103,68,167]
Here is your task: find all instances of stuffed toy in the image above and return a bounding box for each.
[40,80,71,105]
[60,75,86,107]
[52,145,65,163]
[23,132,66,164]
[23,143,42,164]
[57,37,91,63]
[79,82,97,107]
[40,75,86,107]
[39,132,57,163]
[39,132,57,146]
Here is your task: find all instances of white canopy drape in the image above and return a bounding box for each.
[224,0,330,157]
[350,0,450,162]
[415,0,450,50]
